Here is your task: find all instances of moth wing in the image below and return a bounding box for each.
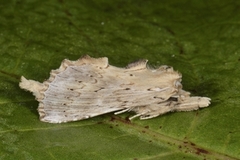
[20,55,203,123]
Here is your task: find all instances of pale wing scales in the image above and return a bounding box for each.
[19,55,211,123]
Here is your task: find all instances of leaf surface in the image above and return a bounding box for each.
[0,0,240,159]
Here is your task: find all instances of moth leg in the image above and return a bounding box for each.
[130,103,174,120]
[139,113,162,120]
[114,108,131,115]
[129,112,148,120]
[114,106,156,120]
[140,105,173,120]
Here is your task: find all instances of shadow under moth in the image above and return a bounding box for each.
[19,55,211,123]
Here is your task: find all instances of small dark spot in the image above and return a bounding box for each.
[89,75,93,77]
[183,141,188,144]
[178,145,182,149]
[142,130,146,133]
[122,101,128,103]
[190,142,196,146]
[115,124,119,127]
[109,126,113,128]
[94,87,105,92]
[179,47,184,54]
[125,116,131,123]
[144,126,149,129]
[149,140,152,143]
[125,88,130,90]
[63,110,66,112]
[195,148,209,154]
[63,103,66,105]
[168,97,178,101]
[110,117,116,122]
[13,129,18,132]
[165,27,175,35]
[154,96,164,100]
[159,126,162,129]
[129,74,133,76]
[64,10,72,16]
[65,115,67,117]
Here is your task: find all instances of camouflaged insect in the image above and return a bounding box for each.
[19,55,211,123]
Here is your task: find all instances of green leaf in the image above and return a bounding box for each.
[0,0,240,159]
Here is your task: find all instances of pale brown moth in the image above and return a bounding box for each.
[19,55,211,123]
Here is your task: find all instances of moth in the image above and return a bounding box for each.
[19,55,211,123]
